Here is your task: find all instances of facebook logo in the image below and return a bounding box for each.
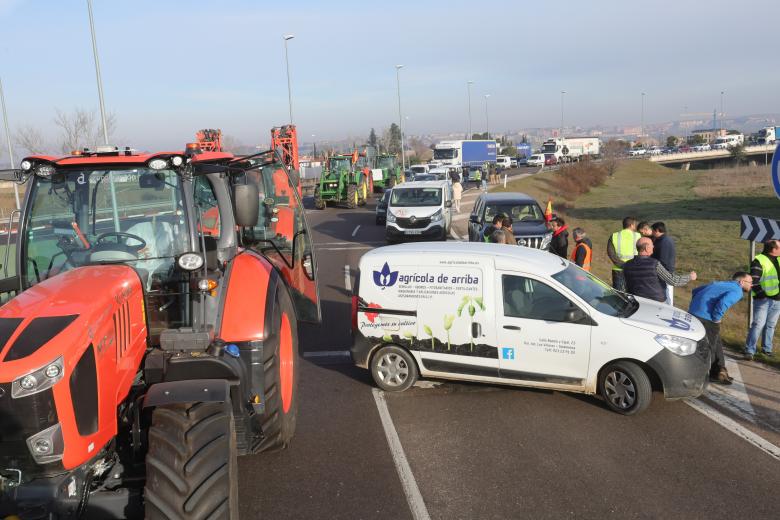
[501,347,515,360]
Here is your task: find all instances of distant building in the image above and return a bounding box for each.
[687,128,726,144]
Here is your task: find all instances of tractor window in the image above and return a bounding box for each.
[235,164,319,322]
[192,176,220,238]
[376,156,395,169]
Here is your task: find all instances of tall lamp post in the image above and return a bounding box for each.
[640,92,646,142]
[560,90,566,139]
[484,94,491,139]
[0,77,20,209]
[86,0,109,145]
[720,90,725,134]
[283,35,295,124]
[395,65,406,169]
[467,80,474,138]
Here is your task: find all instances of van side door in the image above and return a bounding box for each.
[468,197,483,241]
[495,272,591,387]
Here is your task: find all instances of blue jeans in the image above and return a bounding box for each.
[745,298,780,354]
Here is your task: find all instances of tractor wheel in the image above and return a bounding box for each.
[346,184,358,209]
[257,285,300,452]
[144,401,238,520]
[388,176,396,189]
[314,186,326,210]
[357,179,368,206]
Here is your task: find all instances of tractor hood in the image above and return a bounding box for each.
[0,265,145,376]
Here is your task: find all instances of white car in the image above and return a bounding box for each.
[647,147,663,156]
[527,154,545,167]
[496,155,512,170]
[628,148,647,157]
[692,144,711,152]
[352,243,709,415]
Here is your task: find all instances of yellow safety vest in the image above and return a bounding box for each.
[611,229,641,271]
[753,254,779,297]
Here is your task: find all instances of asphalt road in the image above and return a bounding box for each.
[238,180,780,519]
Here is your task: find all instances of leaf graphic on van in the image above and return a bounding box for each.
[373,262,399,288]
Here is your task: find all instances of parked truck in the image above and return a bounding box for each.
[541,137,600,163]
[757,126,779,146]
[515,143,533,164]
[433,140,497,169]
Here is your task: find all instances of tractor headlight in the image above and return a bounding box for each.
[12,357,64,398]
[386,211,396,223]
[177,252,204,271]
[148,158,168,170]
[170,155,184,167]
[26,423,64,464]
[34,164,55,177]
[20,159,33,171]
[654,334,698,356]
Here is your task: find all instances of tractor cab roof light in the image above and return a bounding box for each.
[35,164,56,178]
[171,155,184,167]
[20,160,33,171]
[177,252,204,271]
[185,143,202,156]
[95,145,118,154]
[148,158,168,171]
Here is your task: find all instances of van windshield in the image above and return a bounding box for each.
[390,187,443,207]
[552,264,634,317]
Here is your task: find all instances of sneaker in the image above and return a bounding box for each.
[711,369,733,385]
[762,351,775,358]
[743,352,754,361]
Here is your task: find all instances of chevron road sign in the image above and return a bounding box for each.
[740,215,780,242]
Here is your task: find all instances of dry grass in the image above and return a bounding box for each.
[693,165,770,198]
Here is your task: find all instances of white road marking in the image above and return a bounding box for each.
[352,225,361,237]
[685,398,780,461]
[372,389,431,520]
[344,265,352,292]
[703,358,760,426]
[303,350,351,359]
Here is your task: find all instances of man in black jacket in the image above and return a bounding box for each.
[549,216,569,258]
[652,222,677,304]
[624,237,696,302]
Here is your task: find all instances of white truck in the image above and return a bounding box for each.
[541,137,601,163]
[711,134,744,150]
[433,140,497,169]
[351,243,709,415]
[756,126,779,146]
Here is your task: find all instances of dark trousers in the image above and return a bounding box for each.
[701,318,725,375]
[611,270,626,292]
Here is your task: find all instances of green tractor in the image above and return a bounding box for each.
[314,153,370,209]
[372,153,405,192]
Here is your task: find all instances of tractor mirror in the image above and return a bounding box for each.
[139,173,165,190]
[233,183,260,227]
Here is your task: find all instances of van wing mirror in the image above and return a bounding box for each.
[445,200,452,208]
[233,183,260,227]
[469,215,479,224]
[565,307,587,324]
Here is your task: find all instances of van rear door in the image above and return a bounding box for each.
[495,272,591,387]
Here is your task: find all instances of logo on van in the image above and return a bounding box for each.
[373,262,399,288]
[661,317,691,331]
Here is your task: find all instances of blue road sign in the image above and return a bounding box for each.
[772,142,780,200]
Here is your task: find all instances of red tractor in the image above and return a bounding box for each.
[0,137,320,518]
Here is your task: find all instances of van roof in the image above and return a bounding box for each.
[360,242,568,276]
[393,180,448,188]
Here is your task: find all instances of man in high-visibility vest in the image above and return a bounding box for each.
[745,240,780,360]
[607,217,641,291]
[570,227,592,271]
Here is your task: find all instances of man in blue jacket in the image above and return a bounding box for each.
[689,272,753,384]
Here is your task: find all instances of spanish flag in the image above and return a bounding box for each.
[545,199,553,222]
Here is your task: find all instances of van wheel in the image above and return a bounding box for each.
[370,345,418,392]
[599,361,652,415]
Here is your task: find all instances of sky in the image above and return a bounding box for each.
[0,0,778,152]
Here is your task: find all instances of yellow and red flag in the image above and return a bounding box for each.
[545,199,553,222]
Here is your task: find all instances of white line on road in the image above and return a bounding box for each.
[344,265,352,293]
[372,389,431,520]
[302,350,351,359]
[703,358,760,426]
[352,225,361,237]
[685,398,780,461]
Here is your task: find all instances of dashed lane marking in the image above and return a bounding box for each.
[344,265,352,292]
[352,225,361,237]
[372,389,431,520]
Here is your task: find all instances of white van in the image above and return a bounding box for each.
[527,154,545,167]
[352,243,709,415]
[385,181,452,243]
[496,155,512,169]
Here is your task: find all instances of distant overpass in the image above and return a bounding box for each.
[647,144,775,168]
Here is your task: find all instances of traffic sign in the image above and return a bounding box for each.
[772,142,780,200]
[740,214,780,242]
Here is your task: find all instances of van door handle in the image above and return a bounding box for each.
[503,325,522,331]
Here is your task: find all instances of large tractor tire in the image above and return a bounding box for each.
[314,186,325,210]
[357,178,368,206]
[346,184,358,209]
[257,285,300,452]
[145,401,238,520]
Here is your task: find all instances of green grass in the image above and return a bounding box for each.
[497,161,780,368]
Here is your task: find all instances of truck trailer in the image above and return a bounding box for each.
[433,140,497,169]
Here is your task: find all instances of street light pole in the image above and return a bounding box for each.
[283,35,295,124]
[0,77,20,209]
[86,0,109,145]
[484,94,490,139]
[395,65,406,169]
[720,90,725,134]
[560,90,566,139]
[641,92,646,142]
[467,80,474,138]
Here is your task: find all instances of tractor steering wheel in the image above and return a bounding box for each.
[95,232,147,253]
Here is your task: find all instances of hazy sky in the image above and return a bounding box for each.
[1,0,778,151]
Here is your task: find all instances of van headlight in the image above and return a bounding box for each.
[430,209,443,222]
[655,334,697,356]
[386,212,396,223]
[12,357,64,398]
[540,232,552,250]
